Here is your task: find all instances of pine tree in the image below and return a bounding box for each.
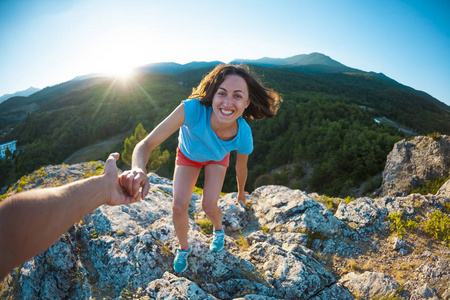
[122,123,147,166]
[122,123,170,172]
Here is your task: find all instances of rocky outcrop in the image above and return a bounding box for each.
[379,135,450,197]
[1,135,450,299]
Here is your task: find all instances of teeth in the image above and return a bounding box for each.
[221,108,233,115]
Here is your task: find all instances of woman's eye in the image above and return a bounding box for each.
[234,94,243,99]
[218,92,226,96]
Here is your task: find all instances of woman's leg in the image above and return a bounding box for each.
[201,164,227,230]
[173,165,200,249]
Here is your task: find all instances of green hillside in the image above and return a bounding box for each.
[1,64,449,197]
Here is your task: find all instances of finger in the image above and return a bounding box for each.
[118,171,133,195]
[103,152,119,175]
[126,172,137,197]
[141,180,150,200]
[133,172,146,199]
[118,173,124,188]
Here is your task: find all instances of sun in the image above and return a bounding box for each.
[105,63,135,80]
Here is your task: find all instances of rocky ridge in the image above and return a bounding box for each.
[1,135,450,299]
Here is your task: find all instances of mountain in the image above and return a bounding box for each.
[1,53,450,196]
[231,52,362,74]
[0,87,40,104]
[1,135,449,299]
[137,60,223,75]
[0,77,109,123]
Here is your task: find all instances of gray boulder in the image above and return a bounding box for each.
[339,272,399,299]
[379,135,450,197]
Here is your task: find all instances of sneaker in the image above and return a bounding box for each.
[173,246,191,273]
[210,230,225,252]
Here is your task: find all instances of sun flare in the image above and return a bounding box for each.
[105,64,135,80]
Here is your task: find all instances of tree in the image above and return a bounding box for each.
[122,123,170,172]
[122,123,147,166]
[4,148,12,160]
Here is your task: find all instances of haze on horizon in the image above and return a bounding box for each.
[0,0,449,105]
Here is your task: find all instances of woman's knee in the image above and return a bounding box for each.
[172,199,189,216]
[201,198,218,215]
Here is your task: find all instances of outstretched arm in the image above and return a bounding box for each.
[0,153,136,280]
[120,103,185,200]
[236,152,249,205]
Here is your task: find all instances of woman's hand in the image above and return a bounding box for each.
[118,168,150,202]
[237,191,249,206]
[102,153,142,206]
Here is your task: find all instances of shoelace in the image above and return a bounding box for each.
[177,249,189,259]
[213,232,224,241]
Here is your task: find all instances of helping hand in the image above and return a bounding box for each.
[117,166,150,202]
[103,153,145,206]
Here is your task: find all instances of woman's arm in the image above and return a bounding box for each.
[120,103,186,199]
[0,153,136,280]
[235,152,249,205]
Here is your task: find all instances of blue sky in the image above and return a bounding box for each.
[1,0,449,105]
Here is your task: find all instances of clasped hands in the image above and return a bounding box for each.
[103,153,150,206]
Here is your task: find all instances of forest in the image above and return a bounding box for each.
[0,65,449,197]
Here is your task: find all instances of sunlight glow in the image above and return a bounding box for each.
[105,64,135,80]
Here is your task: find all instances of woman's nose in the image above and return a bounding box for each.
[224,94,233,105]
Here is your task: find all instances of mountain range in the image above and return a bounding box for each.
[2,52,448,109]
[1,52,450,196]
[0,86,40,104]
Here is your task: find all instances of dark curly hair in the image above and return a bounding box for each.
[188,64,282,120]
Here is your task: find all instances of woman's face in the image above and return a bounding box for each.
[211,75,250,125]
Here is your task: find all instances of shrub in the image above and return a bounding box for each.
[427,132,441,141]
[388,211,418,239]
[344,196,354,204]
[261,226,269,234]
[235,231,250,250]
[197,218,213,235]
[297,228,329,248]
[388,211,406,239]
[423,210,450,247]
[318,195,340,212]
[411,177,450,195]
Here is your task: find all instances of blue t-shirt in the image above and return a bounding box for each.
[178,99,253,162]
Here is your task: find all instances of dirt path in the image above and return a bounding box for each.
[63,131,131,164]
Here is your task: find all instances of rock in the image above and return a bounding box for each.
[437,178,450,197]
[404,281,440,300]
[392,237,405,250]
[379,135,450,197]
[309,283,355,300]
[442,285,450,300]
[335,197,388,231]
[144,272,216,299]
[339,272,399,299]
[2,144,450,299]
[2,172,355,299]
[398,248,408,256]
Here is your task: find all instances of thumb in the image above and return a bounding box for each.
[103,152,119,175]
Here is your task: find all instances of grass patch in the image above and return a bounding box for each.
[427,132,441,141]
[410,176,450,195]
[423,210,450,247]
[192,186,226,196]
[372,285,404,300]
[297,228,329,248]
[235,231,250,250]
[388,211,418,239]
[196,217,213,235]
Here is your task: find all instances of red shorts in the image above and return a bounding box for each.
[176,147,230,168]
